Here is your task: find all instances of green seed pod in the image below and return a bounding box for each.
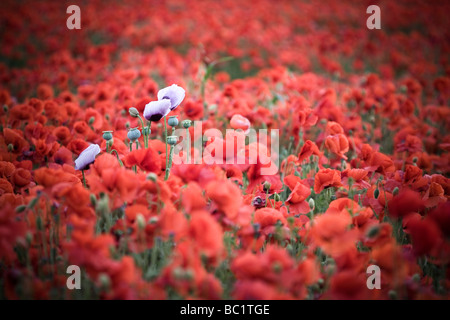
[182,120,192,128]
[127,127,141,142]
[168,116,179,127]
[102,131,113,141]
[167,135,178,145]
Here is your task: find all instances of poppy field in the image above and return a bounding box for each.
[0,0,449,300]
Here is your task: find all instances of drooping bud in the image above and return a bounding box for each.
[146,172,157,182]
[128,107,140,117]
[263,181,271,192]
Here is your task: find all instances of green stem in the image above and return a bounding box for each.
[110,149,124,167]
[146,121,151,148]
[164,116,168,172]
[186,128,190,164]
[165,144,174,180]
[82,170,87,188]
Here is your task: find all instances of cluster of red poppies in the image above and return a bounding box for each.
[0,0,449,299]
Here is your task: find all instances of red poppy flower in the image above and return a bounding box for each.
[314,168,342,193]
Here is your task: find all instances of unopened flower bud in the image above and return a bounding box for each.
[274,193,281,202]
[263,181,271,191]
[146,172,157,182]
[7,144,14,152]
[88,116,95,125]
[128,107,139,117]
[374,188,380,199]
[388,290,397,300]
[366,225,380,238]
[309,198,315,210]
[15,205,27,213]
[393,187,399,196]
[136,214,145,230]
[90,194,97,206]
[149,216,159,224]
[98,273,111,290]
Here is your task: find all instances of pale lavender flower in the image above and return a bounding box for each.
[143,100,171,122]
[75,144,101,170]
[157,84,185,111]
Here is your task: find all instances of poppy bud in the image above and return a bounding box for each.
[309,198,315,210]
[26,231,33,245]
[96,194,109,217]
[15,205,27,213]
[393,187,399,196]
[146,172,157,182]
[167,135,178,145]
[125,121,130,129]
[168,116,179,127]
[136,214,145,230]
[88,116,95,125]
[127,127,141,142]
[272,262,282,274]
[274,193,281,202]
[102,131,113,141]
[7,144,13,152]
[142,126,150,135]
[374,188,380,199]
[287,216,295,225]
[366,225,380,238]
[99,273,111,290]
[149,216,158,224]
[412,273,420,283]
[128,107,140,117]
[28,196,39,209]
[263,181,271,191]
[105,114,110,121]
[388,290,397,300]
[90,194,97,206]
[182,120,192,128]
